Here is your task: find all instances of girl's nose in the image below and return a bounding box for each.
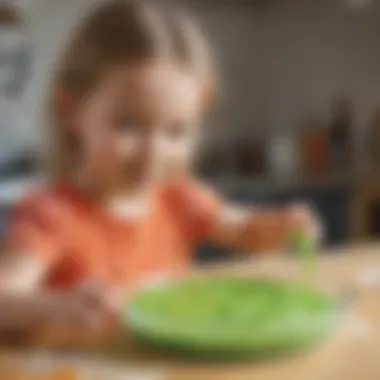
[118,133,161,167]
[118,136,143,160]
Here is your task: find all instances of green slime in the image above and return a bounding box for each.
[124,229,335,357]
[125,278,337,356]
[290,227,317,285]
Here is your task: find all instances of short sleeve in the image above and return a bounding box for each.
[160,177,221,241]
[5,192,64,263]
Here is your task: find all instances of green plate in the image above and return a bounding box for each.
[124,277,342,359]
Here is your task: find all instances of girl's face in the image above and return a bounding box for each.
[74,62,203,195]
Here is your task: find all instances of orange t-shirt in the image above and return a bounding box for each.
[6,178,220,290]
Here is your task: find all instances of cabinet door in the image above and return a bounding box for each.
[293,187,349,246]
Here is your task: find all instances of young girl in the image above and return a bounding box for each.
[0,0,319,332]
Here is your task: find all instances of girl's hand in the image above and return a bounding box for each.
[284,204,323,246]
[0,282,125,347]
[43,281,124,330]
[242,204,322,253]
[27,281,127,347]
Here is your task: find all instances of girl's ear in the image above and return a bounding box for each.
[51,87,80,131]
[202,80,218,116]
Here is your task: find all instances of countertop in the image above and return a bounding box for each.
[1,244,380,379]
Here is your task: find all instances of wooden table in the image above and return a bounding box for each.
[1,244,380,380]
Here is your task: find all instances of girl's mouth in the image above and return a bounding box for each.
[123,165,152,185]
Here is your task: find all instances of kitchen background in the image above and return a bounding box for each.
[1,0,380,259]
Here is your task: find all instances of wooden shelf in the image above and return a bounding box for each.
[352,176,380,242]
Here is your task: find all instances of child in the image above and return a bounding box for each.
[0,0,319,332]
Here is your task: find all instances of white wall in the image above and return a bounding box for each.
[261,0,380,136]
[21,0,90,149]
[16,0,380,150]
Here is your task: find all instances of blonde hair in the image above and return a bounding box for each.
[47,0,216,180]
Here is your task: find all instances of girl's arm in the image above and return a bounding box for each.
[0,193,119,333]
[162,177,320,254]
[0,251,47,293]
[0,251,116,331]
[207,203,320,253]
[0,251,48,329]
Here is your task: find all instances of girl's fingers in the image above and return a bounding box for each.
[63,299,114,330]
[249,211,287,252]
[287,204,323,243]
[41,285,125,331]
[77,280,125,315]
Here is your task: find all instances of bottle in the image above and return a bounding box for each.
[269,135,298,182]
[329,97,354,171]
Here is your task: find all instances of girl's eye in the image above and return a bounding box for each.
[166,122,189,140]
[111,116,142,133]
